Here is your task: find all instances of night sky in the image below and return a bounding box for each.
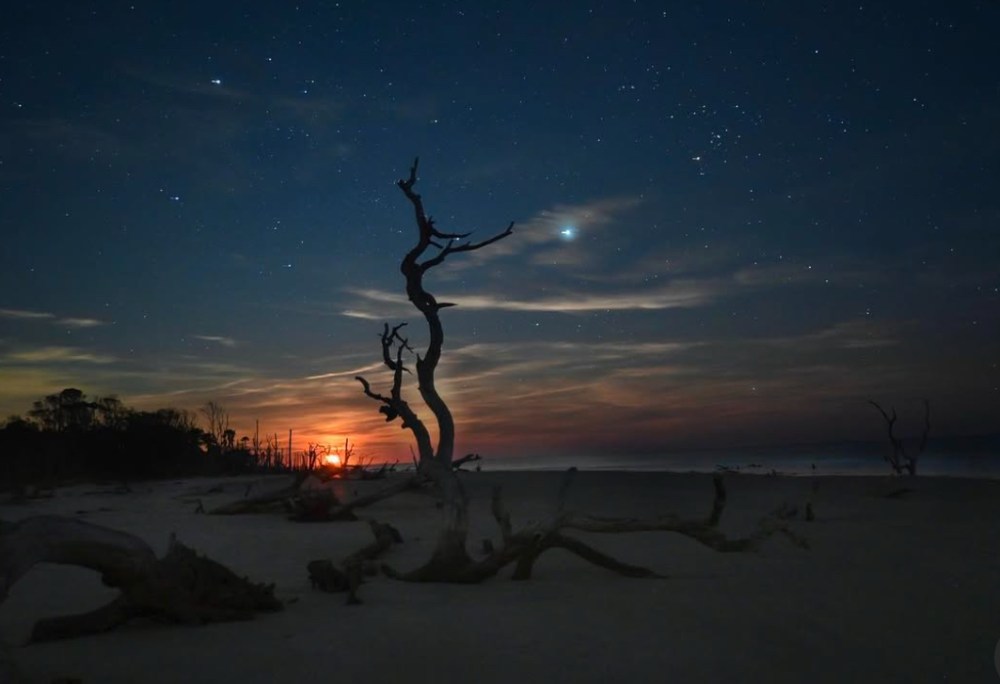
[2,2,998,462]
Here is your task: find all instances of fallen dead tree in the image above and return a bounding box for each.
[0,516,282,642]
[382,471,807,584]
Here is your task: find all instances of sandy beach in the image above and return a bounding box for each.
[1,470,999,683]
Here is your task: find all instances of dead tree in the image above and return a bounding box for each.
[869,399,930,476]
[200,401,230,450]
[339,437,355,469]
[303,442,324,470]
[0,516,281,641]
[354,160,804,583]
[355,157,513,572]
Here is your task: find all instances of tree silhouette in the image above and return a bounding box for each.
[200,401,230,452]
[2,390,214,484]
[93,395,129,430]
[356,157,513,567]
[356,159,513,469]
[869,399,930,476]
[29,388,94,432]
[351,161,803,586]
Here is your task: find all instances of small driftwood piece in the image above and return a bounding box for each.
[307,520,403,604]
[383,473,807,584]
[0,516,282,642]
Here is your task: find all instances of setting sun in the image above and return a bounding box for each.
[324,453,341,467]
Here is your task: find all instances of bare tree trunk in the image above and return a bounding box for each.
[355,158,514,562]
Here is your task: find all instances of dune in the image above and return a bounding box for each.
[1,470,999,683]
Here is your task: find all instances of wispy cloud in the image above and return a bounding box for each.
[340,309,388,321]
[523,196,645,268]
[343,279,721,317]
[193,335,239,348]
[305,362,383,381]
[122,68,251,102]
[59,317,105,328]
[445,284,717,312]
[5,346,117,364]
[760,320,898,351]
[0,308,54,320]
[0,308,105,328]
[429,195,644,274]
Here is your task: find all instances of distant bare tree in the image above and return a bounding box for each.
[339,437,355,469]
[200,401,230,451]
[303,443,325,470]
[263,433,283,470]
[869,399,930,476]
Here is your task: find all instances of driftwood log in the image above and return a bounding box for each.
[210,473,424,522]
[452,453,482,471]
[208,474,322,516]
[307,520,403,604]
[383,472,808,584]
[0,516,282,642]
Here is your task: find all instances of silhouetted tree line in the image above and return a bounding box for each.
[0,388,260,487]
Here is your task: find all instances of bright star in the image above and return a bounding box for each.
[560,226,577,240]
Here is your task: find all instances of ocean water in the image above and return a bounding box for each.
[483,438,1000,478]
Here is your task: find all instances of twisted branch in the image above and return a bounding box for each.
[359,157,514,468]
[383,474,807,584]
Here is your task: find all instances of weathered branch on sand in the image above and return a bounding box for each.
[307,520,403,604]
[382,473,807,584]
[326,475,425,520]
[209,472,426,522]
[0,516,282,642]
[452,453,482,470]
[207,474,350,520]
